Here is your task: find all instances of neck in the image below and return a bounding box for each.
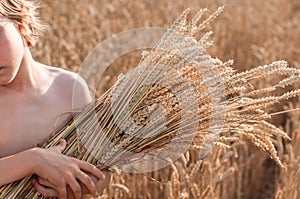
[4,48,40,92]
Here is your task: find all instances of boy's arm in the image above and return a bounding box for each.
[0,148,37,186]
[0,139,105,199]
[71,74,93,110]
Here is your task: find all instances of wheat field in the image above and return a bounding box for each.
[31,0,300,198]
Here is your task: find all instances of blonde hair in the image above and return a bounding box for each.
[0,0,43,47]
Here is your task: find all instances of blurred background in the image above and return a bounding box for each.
[32,0,300,198]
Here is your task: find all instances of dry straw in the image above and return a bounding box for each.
[1,7,300,198]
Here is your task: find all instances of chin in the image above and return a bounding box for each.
[0,77,15,86]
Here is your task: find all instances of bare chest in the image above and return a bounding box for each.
[0,97,71,157]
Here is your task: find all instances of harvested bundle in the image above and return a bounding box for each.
[1,7,300,198]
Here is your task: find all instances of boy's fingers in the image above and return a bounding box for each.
[36,176,55,188]
[57,186,68,199]
[76,172,97,197]
[95,170,112,194]
[76,160,105,180]
[67,177,83,199]
[53,139,67,153]
[32,178,58,197]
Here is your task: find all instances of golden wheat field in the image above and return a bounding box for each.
[31,0,300,198]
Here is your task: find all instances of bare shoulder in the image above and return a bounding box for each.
[42,64,92,111]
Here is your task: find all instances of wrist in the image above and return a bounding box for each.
[25,147,42,175]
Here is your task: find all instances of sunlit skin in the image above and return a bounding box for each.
[0,17,110,198]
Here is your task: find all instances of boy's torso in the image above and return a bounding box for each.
[0,66,74,157]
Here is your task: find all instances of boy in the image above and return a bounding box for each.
[0,0,110,198]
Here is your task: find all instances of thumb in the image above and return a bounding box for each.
[53,139,66,153]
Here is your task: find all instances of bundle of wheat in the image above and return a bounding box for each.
[1,7,300,198]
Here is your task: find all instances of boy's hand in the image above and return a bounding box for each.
[31,139,106,199]
[32,170,111,198]
[66,170,111,198]
[95,170,111,194]
[82,170,111,196]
